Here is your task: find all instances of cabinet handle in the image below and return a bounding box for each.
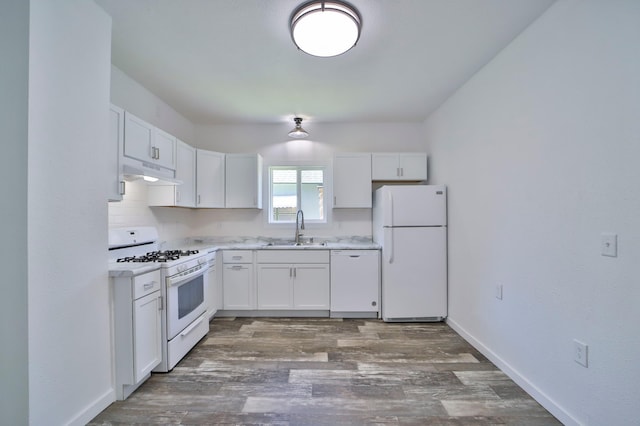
[334,196,337,205]
[289,267,292,278]
[197,194,201,205]
[293,268,297,278]
[119,181,126,196]
[400,167,404,177]
[143,281,156,290]
[232,256,242,260]
[176,190,180,203]
[231,265,242,270]
[158,295,163,311]
[150,146,160,160]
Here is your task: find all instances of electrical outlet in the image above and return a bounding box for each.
[601,233,617,257]
[574,339,588,367]
[495,284,503,300]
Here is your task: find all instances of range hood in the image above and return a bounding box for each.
[122,158,182,186]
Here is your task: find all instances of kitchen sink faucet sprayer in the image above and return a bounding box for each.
[295,209,305,244]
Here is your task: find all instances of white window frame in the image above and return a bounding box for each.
[265,162,331,228]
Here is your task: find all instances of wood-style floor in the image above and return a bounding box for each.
[90,317,561,425]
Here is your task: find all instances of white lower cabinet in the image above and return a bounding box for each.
[256,250,330,310]
[292,264,330,309]
[222,250,255,310]
[112,269,163,400]
[257,264,292,309]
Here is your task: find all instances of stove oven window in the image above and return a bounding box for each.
[178,274,204,319]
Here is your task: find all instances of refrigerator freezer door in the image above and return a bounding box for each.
[379,185,446,227]
[381,226,447,321]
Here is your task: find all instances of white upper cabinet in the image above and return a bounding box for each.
[175,141,196,207]
[147,140,196,207]
[225,153,263,209]
[108,104,125,201]
[123,111,176,171]
[152,128,178,170]
[333,153,372,208]
[371,152,428,181]
[196,149,225,208]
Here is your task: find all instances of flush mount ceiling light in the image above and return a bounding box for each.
[288,117,309,138]
[290,1,362,57]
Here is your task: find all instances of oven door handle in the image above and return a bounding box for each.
[180,314,205,337]
[166,264,205,288]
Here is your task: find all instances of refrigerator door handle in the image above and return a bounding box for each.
[384,227,394,263]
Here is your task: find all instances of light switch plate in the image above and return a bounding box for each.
[601,233,617,257]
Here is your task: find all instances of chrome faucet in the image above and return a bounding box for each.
[294,209,305,244]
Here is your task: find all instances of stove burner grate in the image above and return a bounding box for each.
[116,249,200,263]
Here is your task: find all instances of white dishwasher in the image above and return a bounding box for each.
[330,250,380,318]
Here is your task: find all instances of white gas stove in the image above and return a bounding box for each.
[109,227,209,373]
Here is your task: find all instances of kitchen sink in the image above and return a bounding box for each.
[264,241,328,248]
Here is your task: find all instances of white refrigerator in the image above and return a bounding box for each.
[373,185,447,322]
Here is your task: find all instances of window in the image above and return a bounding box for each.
[269,166,326,224]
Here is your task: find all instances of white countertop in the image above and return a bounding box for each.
[184,236,380,251]
[110,236,380,276]
[109,261,161,277]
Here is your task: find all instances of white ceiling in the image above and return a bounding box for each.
[95,0,555,125]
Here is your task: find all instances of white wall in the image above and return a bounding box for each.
[423,1,640,424]
[192,122,426,238]
[28,1,114,424]
[0,1,29,424]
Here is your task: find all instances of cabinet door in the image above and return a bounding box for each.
[133,291,162,383]
[398,153,427,181]
[123,111,154,163]
[371,153,400,180]
[175,140,196,207]
[223,264,254,309]
[257,264,293,309]
[108,105,125,201]
[196,149,225,208]
[333,153,372,208]
[153,128,177,170]
[225,154,262,208]
[293,264,330,309]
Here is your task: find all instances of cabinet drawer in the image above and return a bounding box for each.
[133,270,162,299]
[257,250,329,264]
[223,250,253,264]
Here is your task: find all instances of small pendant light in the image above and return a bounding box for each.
[288,117,309,138]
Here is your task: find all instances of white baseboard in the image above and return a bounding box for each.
[446,317,579,426]
[65,387,115,426]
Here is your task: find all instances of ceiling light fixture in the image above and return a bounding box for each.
[290,1,362,57]
[288,117,309,138]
